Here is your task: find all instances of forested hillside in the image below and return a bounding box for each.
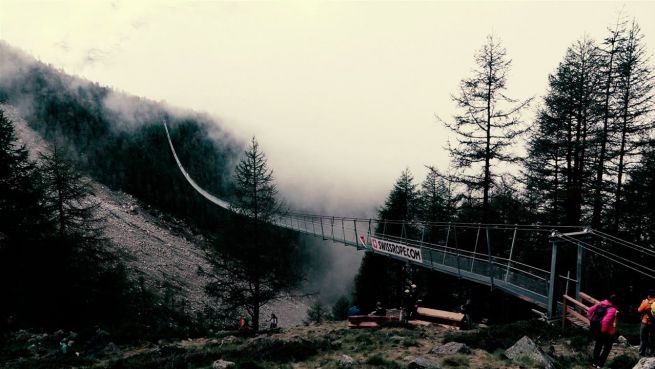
[0,41,241,230]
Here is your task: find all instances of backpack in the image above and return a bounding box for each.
[648,301,655,325]
[590,304,609,333]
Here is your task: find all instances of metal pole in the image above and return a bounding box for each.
[454,225,461,278]
[471,225,481,272]
[354,219,359,250]
[367,219,372,245]
[547,240,558,319]
[505,226,518,282]
[486,227,494,290]
[342,218,346,246]
[331,217,335,242]
[442,223,451,264]
[320,217,326,240]
[576,242,583,300]
[564,270,571,297]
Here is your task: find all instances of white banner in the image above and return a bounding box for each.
[370,237,423,263]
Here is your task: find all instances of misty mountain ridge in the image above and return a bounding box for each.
[0,41,241,230]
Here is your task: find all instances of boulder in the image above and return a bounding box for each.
[212,359,236,369]
[338,354,359,367]
[408,356,440,369]
[430,341,471,355]
[617,335,629,347]
[504,336,554,369]
[633,357,655,369]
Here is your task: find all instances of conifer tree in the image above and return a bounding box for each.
[354,169,420,311]
[441,35,532,222]
[39,143,104,244]
[0,110,47,241]
[206,137,303,331]
[612,20,655,231]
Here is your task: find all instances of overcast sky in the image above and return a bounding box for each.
[1,1,654,216]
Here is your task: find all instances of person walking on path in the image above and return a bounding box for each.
[637,290,655,356]
[588,295,619,368]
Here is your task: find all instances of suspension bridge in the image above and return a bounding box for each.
[164,122,655,319]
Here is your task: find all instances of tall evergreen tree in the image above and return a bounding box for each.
[441,35,531,222]
[612,20,655,231]
[0,110,48,241]
[591,19,625,229]
[353,169,420,311]
[524,38,602,226]
[206,137,303,331]
[39,143,104,244]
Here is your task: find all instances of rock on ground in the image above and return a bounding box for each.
[430,341,471,355]
[408,356,441,369]
[633,357,655,369]
[338,354,359,367]
[504,336,554,369]
[212,359,236,369]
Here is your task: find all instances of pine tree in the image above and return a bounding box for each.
[354,169,420,311]
[441,35,532,222]
[612,20,655,231]
[0,110,48,241]
[38,143,104,244]
[524,38,602,226]
[206,137,303,331]
[591,18,626,229]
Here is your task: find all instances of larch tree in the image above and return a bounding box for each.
[441,35,532,222]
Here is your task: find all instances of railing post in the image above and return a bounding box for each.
[331,217,335,241]
[320,217,326,240]
[471,224,481,272]
[547,239,558,319]
[562,296,568,329]
[454,225,461,278]
[576,242,583,300]
[486,227,494,291]
[505,225,518,282]
[442,223,451,264]
[341,218,347,246]
[367,219,372,245]
[354,219,359,250]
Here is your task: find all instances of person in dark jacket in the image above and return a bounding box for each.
[587,295,619,368]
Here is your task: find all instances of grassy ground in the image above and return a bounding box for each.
[0,320,643,369]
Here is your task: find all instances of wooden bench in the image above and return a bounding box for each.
[347,315,397,328]
[412,307,466,329]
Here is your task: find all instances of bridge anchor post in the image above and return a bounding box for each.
[547,240,558,319]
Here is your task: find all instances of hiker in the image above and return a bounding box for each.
[460,297,473,330]
[370,301,386,316]
[269,313,278,329]
[238,316,250,332]
[637,290,655,356]
[587,294,619,368]
[347,305,361,316]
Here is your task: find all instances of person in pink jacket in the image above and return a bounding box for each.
[587,295,619,368]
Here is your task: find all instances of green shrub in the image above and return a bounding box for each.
[332,296,350,321]
[443,355,470,367]
[365,354,400,368]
